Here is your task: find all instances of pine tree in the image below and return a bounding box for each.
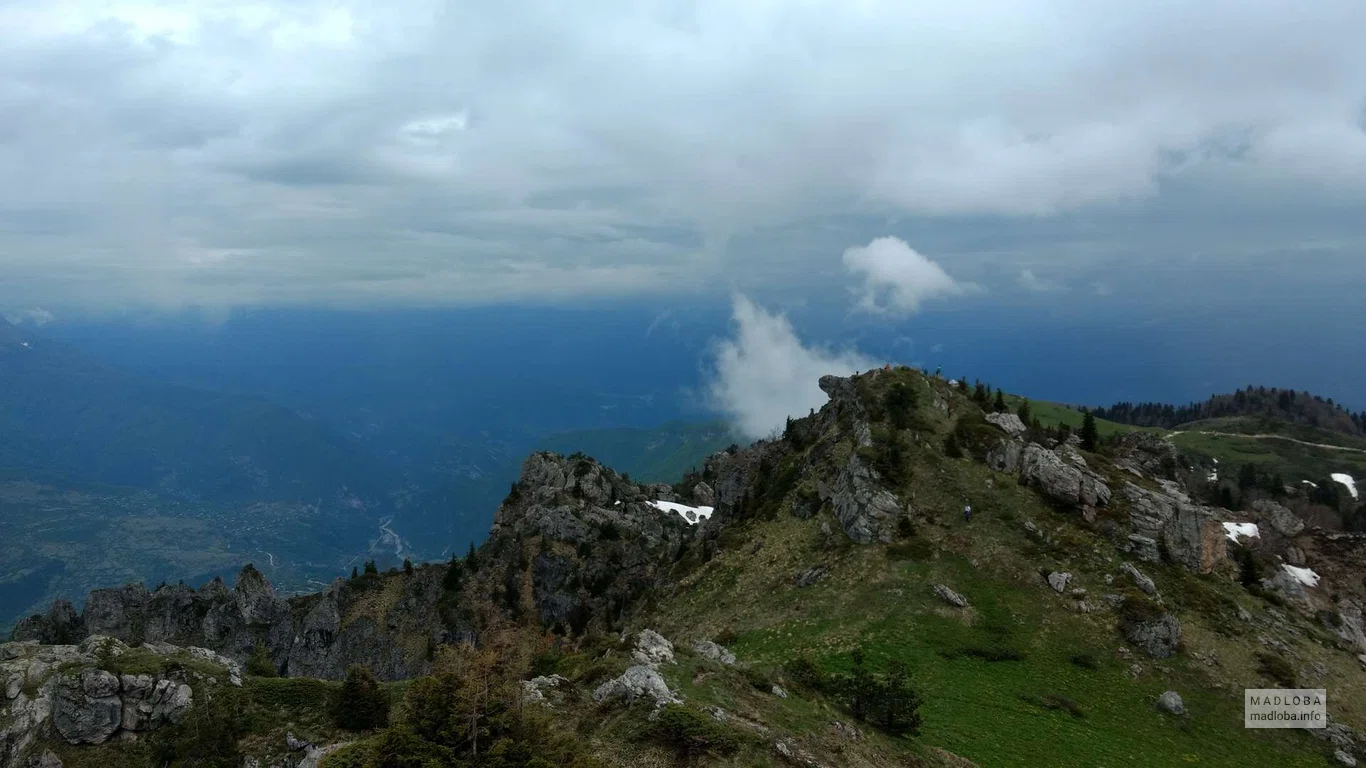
[334,665,390,731]
[878,659,923,736]
[466,542,479,572]
[350,566,359,580]
[993,389,1007,413]
[246,643,277,678]
[442,555,464,592]
[403,558,414,575]
[364,560,379,576]
[1080,411,1099,451]
[1016,398,1032,424]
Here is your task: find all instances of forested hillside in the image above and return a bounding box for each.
[1094,386,1365,435]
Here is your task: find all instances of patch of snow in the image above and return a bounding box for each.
[1222,522,1260,543]
[1213,458,1219,464]
[1302,480,1318,488]
[1282,564,1320,588]
[1207,470,1218,482]
[613,500,621,506]
[648,500,714,525]
[1330,473,1358,500]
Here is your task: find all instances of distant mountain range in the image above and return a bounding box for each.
[0,317,735,631]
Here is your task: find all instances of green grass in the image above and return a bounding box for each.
[1005,397,1154,438]
[1170,429,1366,482]
[648,401,1342,768]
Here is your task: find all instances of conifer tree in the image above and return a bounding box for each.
[1080,411,1099,451]
[993,389,1007,413]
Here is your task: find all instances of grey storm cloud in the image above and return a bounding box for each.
[2,0,1366,308]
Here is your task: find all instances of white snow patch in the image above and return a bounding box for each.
[648,500,714,525]
[1213,458,1219,464]
[1301,480,1318,488]
[1222,522,1260,543]
[613,500,621,506]
[1207,470,1218,482]
[1330,473,1358,499]
[1282,564,1320,588]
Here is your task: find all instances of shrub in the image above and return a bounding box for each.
[1068,652,1100,671]
[246,643,278,678]
[149,686,246,768]
[334,665,390,731]
[1256,652,1297,687]
[1020,692,1085,718]
[784,655,824,690]
[647,705,741,759]
[739,665,772,692]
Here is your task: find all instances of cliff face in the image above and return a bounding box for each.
[11,564,461,682]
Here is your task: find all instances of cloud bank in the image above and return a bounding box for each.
[3,1,1366,307]
[708,295,876,440]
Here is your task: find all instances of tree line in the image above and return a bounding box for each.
[1093,387,1365,436]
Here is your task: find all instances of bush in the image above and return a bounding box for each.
[1256,652,1297,687]
[1020,692,1085,718]
[149,686,247,768]
[938,645,1025,662]
[334,665,390,731]
[1068,652,1100,670]
[647,705,741,759]
[246,643,278,678]
[784,655,824,690]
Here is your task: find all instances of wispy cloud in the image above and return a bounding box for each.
[708,295,876,439]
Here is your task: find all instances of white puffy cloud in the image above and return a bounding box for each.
[843,237,966,314]
[707,296,876,439]
[2,1,1366,307]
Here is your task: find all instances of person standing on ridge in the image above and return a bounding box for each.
[964,504,972,523]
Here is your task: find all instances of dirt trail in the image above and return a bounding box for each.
[1166,430,1366,455]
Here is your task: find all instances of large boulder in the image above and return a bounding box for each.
[985,413,1028,437]
[593,665,681,708]
[1156,690,1185,716]
[820,456,903,544]
[53,669,122,745]
[1019,444,1111,510]
[1124,613,1181,659]
[693,640,736,665]
[632,630,675,666]
[1113,433,1180,479]
[1249,499,1305,538]
[1123,483,1227,574]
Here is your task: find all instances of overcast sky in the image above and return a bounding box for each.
[3,0,1366,311]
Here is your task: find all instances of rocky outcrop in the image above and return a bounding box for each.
[819,456,904,544]
[1124,613,1181,659]
[631,630,675,666]
[14,563,456,683]
[694,640,736,665]
[594,629,683,710]
[1249,499,1305,538]
[985,413,1027,437]
[987,440,1111,516]
[486,454,698,637]
[1119,562,1157,596]
[932,584,969,608]
[1122,482,1227,574]
[1156,690,1185,716]
[1019,444,1111,510]
[593,665,681,709]
[1,637,229,767]
[1112,433,1180,479]
[1046,572,1071,594]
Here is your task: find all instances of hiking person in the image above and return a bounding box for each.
[963,504,972,523]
